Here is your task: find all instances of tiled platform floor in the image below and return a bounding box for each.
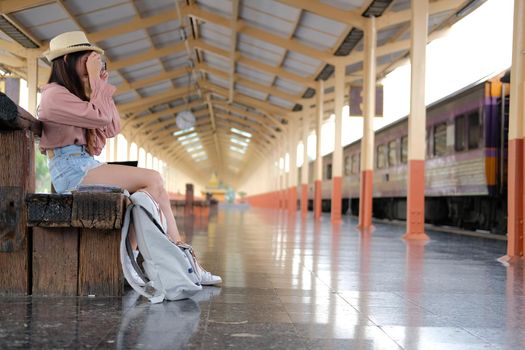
[1,207,524,349]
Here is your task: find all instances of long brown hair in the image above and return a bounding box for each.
[48,51,90,101]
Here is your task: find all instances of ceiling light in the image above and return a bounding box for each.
[230,127,252,138]
[186,144,203,153]
[178,132,198,141]
[230,137,249,147]
[191,151,206,158]
[173,127,194,136]
[230,146,246,154]
[180,138,200,146]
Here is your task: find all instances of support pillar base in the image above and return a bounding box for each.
[314,180,322,220]
[331,176,342,223]
[358,170,373,229]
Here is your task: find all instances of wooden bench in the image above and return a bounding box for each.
[26,190,127,296]
[0,92,125,296]
[169,184,215,218]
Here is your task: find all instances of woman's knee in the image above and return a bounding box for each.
[145,170,165,196]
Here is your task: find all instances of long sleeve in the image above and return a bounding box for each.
[100,99,121,138]
[38,81,117,129]
[38,81,121,156]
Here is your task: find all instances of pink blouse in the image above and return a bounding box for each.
[37,77,121,156]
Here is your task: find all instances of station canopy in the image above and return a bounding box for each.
[0,0,484,182]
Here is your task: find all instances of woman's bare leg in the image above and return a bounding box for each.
[81,164,181,242]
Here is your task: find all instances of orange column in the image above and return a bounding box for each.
[331,63,344,223]
[301,110,309,217]
[288,117,298,214]
[404,0,429,240]
[358,16,376,229]
[314,80,324,220]
[278,138,285,210]
[503,0,525,261]
[274,148,280,209]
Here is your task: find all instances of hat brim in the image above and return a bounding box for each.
[43,45,104,62]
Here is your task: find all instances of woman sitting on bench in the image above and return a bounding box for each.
[38,31,221,286]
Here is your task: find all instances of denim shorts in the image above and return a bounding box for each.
[48,145,104,194]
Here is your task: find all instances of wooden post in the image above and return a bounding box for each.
[504,0,525,261]
[314,81,324,220]
[0,93,41,295]
[331,63,344,223]
[288,117,298,214]
[404,0,430,240]
[358,16,377,229]
[301,111,309,217]
[185,183,194,216]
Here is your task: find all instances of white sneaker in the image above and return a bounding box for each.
[199,270,222,286]
[125,251,146,287]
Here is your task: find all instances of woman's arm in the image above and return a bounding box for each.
[39,84,115,128]
[93,70,121,138]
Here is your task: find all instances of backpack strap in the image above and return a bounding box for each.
[120,204,165,303]
[136,204,168,236]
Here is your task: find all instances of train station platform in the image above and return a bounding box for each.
[1,206,522,349]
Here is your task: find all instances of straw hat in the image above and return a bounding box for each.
[43,31,103,62]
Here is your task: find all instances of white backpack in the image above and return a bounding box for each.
[120,191,202,303]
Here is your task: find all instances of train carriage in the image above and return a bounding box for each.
[305,72,509,233]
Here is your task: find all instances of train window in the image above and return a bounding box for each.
[455,115,466,151]
[344,156,351,176]
[388,140,397,166]
[433,123,447,156]
[326,163,332,180]
[401,136,408,163]
[377,144,387,169]
[351,154,360,174]
[468,111,480,149]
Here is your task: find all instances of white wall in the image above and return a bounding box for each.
[237,157,278,197]
[165,165,205,197]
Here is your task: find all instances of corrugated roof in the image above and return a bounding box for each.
[0,0,485,183]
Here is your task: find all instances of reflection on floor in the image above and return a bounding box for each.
[1,207,523,349]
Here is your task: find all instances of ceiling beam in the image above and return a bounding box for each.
[274,0,365,29]
[207,94,224,169]
[110,42,186,71]
[89,11,177,43]
[159,120,270,159]
[214,112,274,146]
[377,0,460,29]
[125,100,206,133]
[147,111,273,155]
[184,3,333,63]
[196,63,302,103]
[201,80,290,116]
[134,110,208,149]
[0,0,54,14]
[115,65,189,95]
[191,38,316,89]
[212,99,281,134]
[118,86,190,114]
[229,0,240,103]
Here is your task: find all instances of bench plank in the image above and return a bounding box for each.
[72,192,126,229]
[27,193,127,229]
[78,229,123,296]
[26,194,73,227]
[0,129,35,294]
[32,227,79,296]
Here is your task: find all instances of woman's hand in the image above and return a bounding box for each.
[100,70,109,82]
[85,52,101,81]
